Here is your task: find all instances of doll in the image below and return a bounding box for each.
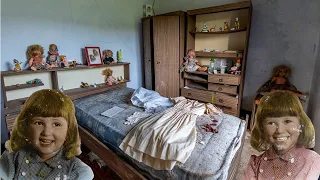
[102,49,116,64]
[257,65,303,97]
[229,58,241,74]
[46,44,60,68]
[0,89,94,180]
[101,68,119,86]
[27,44,47,71]
[224,22,229,31]
[243,91,319,180]
[180,49,207,72]
[59,55,69,68]
[13,59,22,72]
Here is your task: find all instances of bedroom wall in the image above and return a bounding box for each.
[157,0,320,111]
[0,0,153,144]
[308,35,320,153]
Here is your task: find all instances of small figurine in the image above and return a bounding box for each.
[46,44,60,68]
[59,55,69,68]
[26,78,42,84]
[60,86,64,92]
[117,49,123,63]
[224,22,229,31]
[201,22,209,32]
[93,83,97,88]
[102,49,116,64]
[219,27,222,31]
[101,68,119,86]
[13,59,22,72]
[210,25,216,32]
[69,60,77,68]
[257,65,303,97]
[229,58,241,75]
[180,49,207,72]
[27,44,47,71]
[117,76,125,82]
[234,17,240,29]
[80,82,89,88]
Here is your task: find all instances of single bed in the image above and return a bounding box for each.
[74,86,246,180]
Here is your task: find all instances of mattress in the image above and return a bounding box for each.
[73,87,246,180]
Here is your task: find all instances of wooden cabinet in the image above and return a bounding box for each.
[182,1,252,117]
[142,12,185,98]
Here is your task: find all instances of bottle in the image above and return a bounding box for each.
[209,58,215,74]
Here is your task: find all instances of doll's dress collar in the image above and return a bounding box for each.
[265,146,304,162]
[26,144,67,168]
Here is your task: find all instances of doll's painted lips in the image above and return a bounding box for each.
[274,136,289,141]
[40,139,54,145]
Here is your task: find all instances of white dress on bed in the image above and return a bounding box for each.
[119,96,215,170]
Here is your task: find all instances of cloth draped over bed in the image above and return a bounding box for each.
[73,87,246,180]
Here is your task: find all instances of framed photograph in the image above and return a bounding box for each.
[85,47,103,66]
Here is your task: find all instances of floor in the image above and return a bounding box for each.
[235,130,261,180]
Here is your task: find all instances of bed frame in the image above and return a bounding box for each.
[2,65,245,180]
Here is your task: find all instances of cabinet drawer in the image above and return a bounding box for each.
[208,74,240,85]
[213,92,238,109]
[208,84,237,95]
[181,88,212,103]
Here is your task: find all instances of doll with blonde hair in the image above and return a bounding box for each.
[0,89,94,180]
[243,91,320,180]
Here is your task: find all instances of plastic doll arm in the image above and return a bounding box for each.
[0,150,15,179]
[29,58,34,66]
[70,160,94,180]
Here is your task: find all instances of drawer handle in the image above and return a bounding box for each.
[187,93,192,96]
[218,87,223,91]
[219,99,224,103]
[157,61,161,64]
[219,79,223,82]
[148,59,151,62]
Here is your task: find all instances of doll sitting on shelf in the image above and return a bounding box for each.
[27,44,48,71]
[101,68,119,86]
[257,65,304,98]
[180,49,207,72]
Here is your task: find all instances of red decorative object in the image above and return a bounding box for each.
[202,119,219,133]
[85,47,103,67]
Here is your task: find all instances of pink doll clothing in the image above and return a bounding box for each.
[184,57,200,72]
[243,147,320,180]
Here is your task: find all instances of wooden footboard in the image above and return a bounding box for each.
[78,126,146,180]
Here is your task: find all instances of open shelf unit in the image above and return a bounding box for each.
[1,63,130,116]
[182,1,252,117]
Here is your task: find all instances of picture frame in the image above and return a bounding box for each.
[85,47,103,66]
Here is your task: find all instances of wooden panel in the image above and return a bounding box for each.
[216,105,237,116]
[51,71,58,89]
[5,82,44,91]
[213,92,238,108]
[124,63,130,81]
[79,126,146,180]
[208,74,240,85]
[1,76,8,107]
[142,18,153,90]
[183,73,207,83]
[153,16,180,97]
[195,51,239,58]
[181,88,212,103]
[187,1,251,15]
[186,15,196,51]
[208,83,237,95]
[5,114,18,131]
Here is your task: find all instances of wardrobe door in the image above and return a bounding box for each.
[142,18,154,90]
[153,16,180,98]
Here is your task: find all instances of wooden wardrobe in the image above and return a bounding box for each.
[142,11,185,98]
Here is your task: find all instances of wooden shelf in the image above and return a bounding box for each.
[5,82,44,91]
[195,51,241,58]
[4,80,129,115]
[190,27,247,34]
[185,71,241,77]
[187,1,251,15]
[183,73,207,83]
[1,62,130,77]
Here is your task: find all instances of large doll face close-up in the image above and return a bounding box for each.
[263,116,301,154]
[28,116,68,160]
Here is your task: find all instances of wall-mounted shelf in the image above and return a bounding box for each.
[189,27,247,34]
[1,63,131,116]
[5,82,44,91]
[195,51,241,58]
[1,62,130,77]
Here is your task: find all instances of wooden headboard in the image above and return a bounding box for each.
[1,63,130,132]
